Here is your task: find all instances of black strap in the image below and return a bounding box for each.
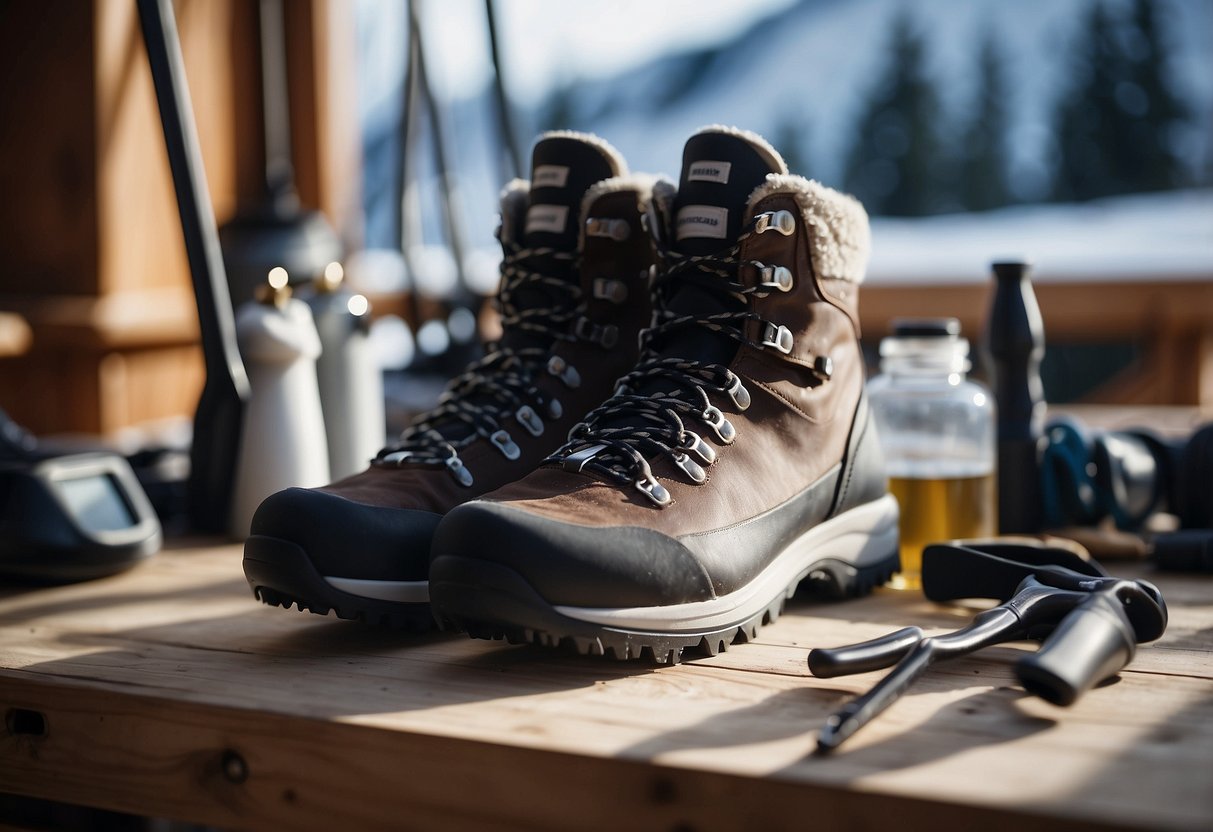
[921,541,1107,603]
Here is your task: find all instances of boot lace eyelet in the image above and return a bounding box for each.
[490,430,521,460]
[574,316,620,349]
[585,217,631,241]
[702,405,736,444]
[680,430,717,464]
[754,209,796,236]
[761,322,794,354]
[516,405,545,437]
[759,264,794,293]
[725,373,751,410]
[547,355,581,388]
[814,355,834,380]
[445,456,474,487]
[592,277,629,304]
[635,473,672,506]
[671,451,707,484]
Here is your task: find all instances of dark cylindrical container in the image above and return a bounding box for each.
[984,261,1046,533]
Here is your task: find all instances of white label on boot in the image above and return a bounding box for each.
[676,204,729,240]
[532,165,570,188]
[525,204,570,235]
[687,160,732,184]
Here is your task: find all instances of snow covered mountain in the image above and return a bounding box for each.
[359,0,1213,261]
[551,0,1213,198]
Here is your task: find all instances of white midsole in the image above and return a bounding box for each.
[553,494,900,631]
[324,576,430,603]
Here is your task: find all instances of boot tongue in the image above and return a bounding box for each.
[498,133,625,354]
[658,128,787,366]
[523,134,625,251]
[405,135,623,450]
[671,129,787,257]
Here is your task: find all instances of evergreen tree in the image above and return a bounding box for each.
[1052,0,1122,201]
[958,34,1012,211]
[843,12,946,216]
[1052,0,1191,201]
[1116,0,1191,191]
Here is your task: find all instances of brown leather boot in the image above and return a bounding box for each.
[430,126,899,661]
[242,132,660,629]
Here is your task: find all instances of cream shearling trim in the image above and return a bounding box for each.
[499,178,529,200]
[498,178,530,243]
[577,173,667,249]
[533,130,628,177]
[746,174,870,284]
[690,125,788,175]
[652,177,678,218]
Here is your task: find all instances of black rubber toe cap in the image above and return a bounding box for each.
[431,501,715,607]
[251,487,441,581]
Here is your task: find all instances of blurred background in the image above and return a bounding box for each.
[1,0,1210,448]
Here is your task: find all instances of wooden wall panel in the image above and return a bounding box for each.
[0,2,99,297]
[0,0,359,437]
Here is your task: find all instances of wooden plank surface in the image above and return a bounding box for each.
[0,541,1210,831]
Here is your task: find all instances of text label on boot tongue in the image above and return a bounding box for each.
[676,204,729,241]
[532,165,570,188]
[687,160,732,184]
[525,204,570,235]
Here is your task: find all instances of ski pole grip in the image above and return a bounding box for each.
[808,627,924,678]
[1014,592,1136,706]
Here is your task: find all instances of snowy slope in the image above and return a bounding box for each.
[866,188,1213,283]
[557,0,1213,198]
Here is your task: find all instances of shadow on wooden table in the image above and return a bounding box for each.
[616,679,1055,774]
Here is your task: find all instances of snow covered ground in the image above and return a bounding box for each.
[867,189,1213,284]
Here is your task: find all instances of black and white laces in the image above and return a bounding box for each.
[545,212,827,507]
[372,242,578,485]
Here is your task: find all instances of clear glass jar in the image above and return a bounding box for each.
[867,319,997,590]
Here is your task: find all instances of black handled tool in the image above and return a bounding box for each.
[137,0,250,533]
[809,543,1167,753]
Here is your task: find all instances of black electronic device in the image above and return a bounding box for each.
[0,409,161,583]
[1040,418,1213,533]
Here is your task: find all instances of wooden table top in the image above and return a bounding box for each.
[0,541,1209,831]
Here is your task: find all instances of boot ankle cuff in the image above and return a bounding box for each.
[690,124,789,174]
[746,174,870,285]
[534,130,629,176]
[577,173,671,248]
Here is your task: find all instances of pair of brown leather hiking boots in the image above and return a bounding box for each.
[243,126,899,663]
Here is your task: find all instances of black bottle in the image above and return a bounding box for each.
[984,261,1046,533]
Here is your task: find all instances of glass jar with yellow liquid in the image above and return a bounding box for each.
[868,319,997,590]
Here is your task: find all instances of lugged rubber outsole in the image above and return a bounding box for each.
[242,534,435,631]
[430,536,900,665]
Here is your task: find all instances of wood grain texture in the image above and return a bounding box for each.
[0,0,359,435]
[1,541,1210,830]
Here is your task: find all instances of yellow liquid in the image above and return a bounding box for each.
[887,473,997,590]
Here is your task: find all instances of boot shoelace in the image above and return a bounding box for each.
[546,209,831,507]
[372,243,579,487]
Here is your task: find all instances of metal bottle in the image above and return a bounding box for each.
[230,269,330,538]
[299,262,385,480]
